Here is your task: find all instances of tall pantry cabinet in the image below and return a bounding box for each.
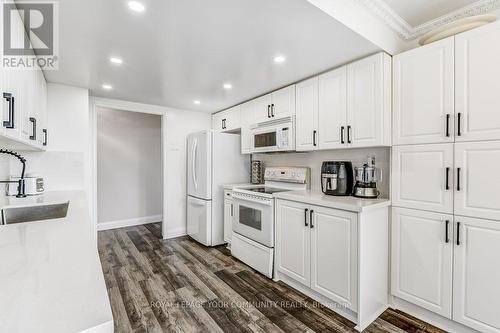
[391,21,500,333]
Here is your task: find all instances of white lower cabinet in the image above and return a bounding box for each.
[453,216,500,333]
[223,199,232,245]
[223,190,233,245]
[310,206,358,310]
[275,200,311,285]
[391,207,453,318]
[275,198,388,331]
[392,207,500,333]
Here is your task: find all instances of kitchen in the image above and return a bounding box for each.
[1,1,500,332]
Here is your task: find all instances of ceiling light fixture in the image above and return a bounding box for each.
[102,84,113,90]
[128,1,145,12]
[223,83,232,90]
[274,55,286,63]
[193,100,201,105]
[109,57,123,64]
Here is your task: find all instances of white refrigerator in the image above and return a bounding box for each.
[187,130,249,246]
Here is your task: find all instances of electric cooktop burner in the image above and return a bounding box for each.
[247,187,289,194]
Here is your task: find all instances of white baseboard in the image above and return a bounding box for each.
[163,227,186,239]
[97,215,162,231]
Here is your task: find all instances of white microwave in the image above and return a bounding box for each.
[249,116,295,153]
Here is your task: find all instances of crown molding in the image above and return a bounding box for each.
[355,0,500,40]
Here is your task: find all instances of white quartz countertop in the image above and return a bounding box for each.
[273,190,391,213]
[0,191,113,333]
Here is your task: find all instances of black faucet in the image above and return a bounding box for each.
[0,149,27,198]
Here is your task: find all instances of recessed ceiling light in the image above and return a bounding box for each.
[274,55,286,63]
[128,1,145,12]
[223,83,232,90]
[102,84,113,90]
[109,57,123,64]
[193,100,201,105]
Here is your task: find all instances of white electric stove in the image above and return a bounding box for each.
[231,167,310,278]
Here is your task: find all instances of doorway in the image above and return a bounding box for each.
[90,98,169,241]
[95,107,162,230]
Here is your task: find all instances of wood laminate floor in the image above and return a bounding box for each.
[98,223,445,333]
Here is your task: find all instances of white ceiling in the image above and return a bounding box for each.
[383,0,477,26]
[44,0,380,113]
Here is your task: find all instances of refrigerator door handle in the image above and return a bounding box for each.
[192,138,198,190]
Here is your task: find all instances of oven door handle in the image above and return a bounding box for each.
[232,194,273,206]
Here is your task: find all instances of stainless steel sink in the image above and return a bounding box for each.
[1,202,69,225]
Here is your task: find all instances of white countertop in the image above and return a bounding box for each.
[273,190,391,213]
[0,191,113,333]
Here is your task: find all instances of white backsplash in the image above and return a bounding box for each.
[253,147,391,198]
[0,151,87,197]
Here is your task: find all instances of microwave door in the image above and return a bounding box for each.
[254,131,277,149]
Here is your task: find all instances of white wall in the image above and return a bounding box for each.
[6,83,90,196]
[96,107,162,227]
[253,147,391,198]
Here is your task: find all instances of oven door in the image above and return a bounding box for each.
[232,193,274,248]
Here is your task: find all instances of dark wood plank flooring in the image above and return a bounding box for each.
[98,223,445,333]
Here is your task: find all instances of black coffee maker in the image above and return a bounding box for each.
[321,161,354,196]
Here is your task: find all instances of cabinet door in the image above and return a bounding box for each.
[318,67,347,150]
[455,141,500,221]
[223,199,232,244]
[392,144,454,214]
[393,38,454,145]
[224,106,241,131]
[295,77,319,152]
[2,8,24,141]
[310,206,358,311]
[253,94,272,123]
[212,111,225,132]
[38,70,48,148]
[347,53,390,148]
[275,200,310,286]
[240,101,254,154]
[240,100,255,127]
[453,216,500,333]
[456,21,500,142]
[391,208,453,318]
[271,85,295,119]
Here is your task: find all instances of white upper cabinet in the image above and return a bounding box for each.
[455,21,500,142]
[347,53,392,148]
[295,77,319,151]
[212,111,226,132]
[391,207,453,318]
[392,144,454,214]
[240,100,255,154]
[212,106,241,132]
[454,141,500,221]
[296,52,391,152]
[453,216,500,333]
[310,206,358,311]
[253,94,273,123]
[393,38,455,145]
[318,67,347,150]
[271,85,295,119]
[0,7,47,150]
